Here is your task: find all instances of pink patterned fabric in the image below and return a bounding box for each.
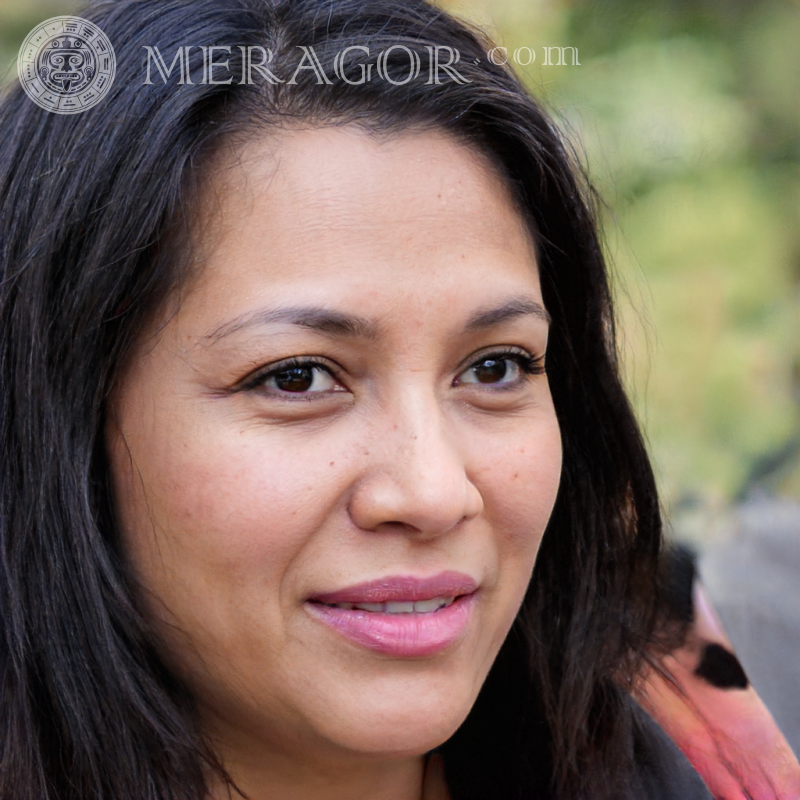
[635,582,800,800]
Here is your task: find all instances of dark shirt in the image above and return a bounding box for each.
[441,695,713,800]
[629,701,712,800]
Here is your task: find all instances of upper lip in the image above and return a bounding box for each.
[309,571,478,604]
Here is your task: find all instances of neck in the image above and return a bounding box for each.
[208,751,435,800]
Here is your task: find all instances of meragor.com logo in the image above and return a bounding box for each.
[17,16,116,114]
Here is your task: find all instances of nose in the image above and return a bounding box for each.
[347,396,484,538]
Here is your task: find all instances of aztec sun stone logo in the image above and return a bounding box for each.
[18,16,116,114]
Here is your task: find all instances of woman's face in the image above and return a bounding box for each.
[107,127,562,773]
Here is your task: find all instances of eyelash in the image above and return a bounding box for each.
[240,357,339,396]
[457,348,546,387]
[241,349,546,398]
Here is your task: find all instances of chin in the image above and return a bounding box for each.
[318,673,480,759]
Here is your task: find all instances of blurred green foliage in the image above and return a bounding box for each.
[2,0,799,517]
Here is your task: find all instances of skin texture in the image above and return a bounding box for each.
[106,127,563,800]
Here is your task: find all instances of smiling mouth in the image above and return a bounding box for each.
[306,572,477,657]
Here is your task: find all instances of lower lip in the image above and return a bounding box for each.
[306,593,476,658]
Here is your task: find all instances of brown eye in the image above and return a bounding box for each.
[262,364,338,394]
[459,356,524,386]
[273,366,315,392]
[472,358,511,384]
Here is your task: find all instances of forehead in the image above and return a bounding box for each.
[182,126,541,329]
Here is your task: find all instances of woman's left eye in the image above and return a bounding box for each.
[457,352,542,387]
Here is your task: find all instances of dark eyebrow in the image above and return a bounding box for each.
[463,298,551,331]
[206,296,550,344]
[205,305,380,343]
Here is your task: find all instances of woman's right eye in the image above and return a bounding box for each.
[258,362,340,395]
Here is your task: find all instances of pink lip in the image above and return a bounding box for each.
[310,571,478,604]
[306,571,478,658]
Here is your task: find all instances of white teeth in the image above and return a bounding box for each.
[354,602,383,612]
[413,597,447,613]
[385,601,415,614]
[330,596,456,613]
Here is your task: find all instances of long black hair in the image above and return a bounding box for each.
[0,1,662,798]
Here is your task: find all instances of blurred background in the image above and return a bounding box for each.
[2,0,798,747]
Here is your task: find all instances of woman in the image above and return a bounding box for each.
[0,1,795,799]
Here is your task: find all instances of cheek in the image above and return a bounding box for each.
[476,422,562,554]
[108,415,346,605]
[460,417,561,670]
[107,424,355,691]
[465,414,561,609]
